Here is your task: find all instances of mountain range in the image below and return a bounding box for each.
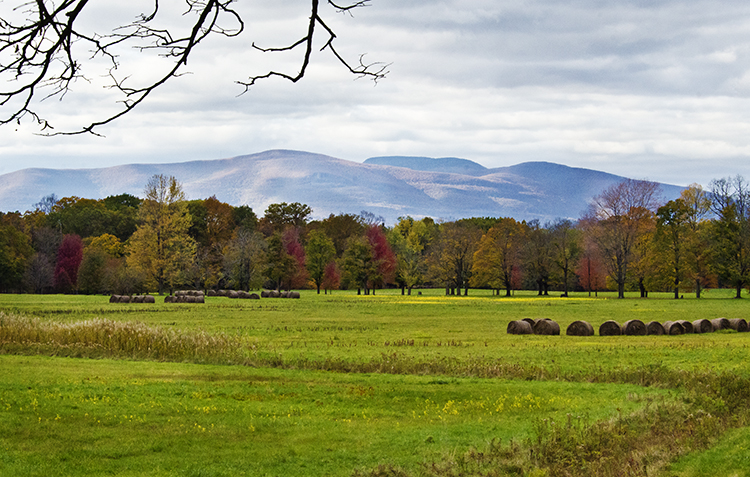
[0,149,685,223]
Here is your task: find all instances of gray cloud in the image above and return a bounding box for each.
[2,0,750,190]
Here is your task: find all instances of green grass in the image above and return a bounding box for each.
[1,290,750,476]
[663,426,750,477]
[0,355,667,477]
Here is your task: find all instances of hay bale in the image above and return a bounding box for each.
[566,320,594,336]
[207,289,217,297]
[711,318,731,331]
[663,321,685,335]
[288,292,300,299]
[109,295,120,303]
[185,296,196,303]
[218,289,228,297]
[164,296,173,303]
[676,320,694,334]
[132,295,144,304]
[280,291,289,298]
[507,320,533,335]
[599,320,622,336]
[228,290,239,299]
[238,291,250,299]
[143,295,155,304]
[533,319,560,335]
[728,318,749,332]
[646,321,665,335]
[249,293,260,300]
[196,296,205,304]
[261,290,269,298]
[118,295,131,303]
[692,319,713,334]
[622,319,647,336]
[521,318,536,327]
[269,290,280,298]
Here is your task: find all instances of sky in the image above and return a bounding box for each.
[2,0,750,187]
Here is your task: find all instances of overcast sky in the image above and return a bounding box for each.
[2,0,750,187]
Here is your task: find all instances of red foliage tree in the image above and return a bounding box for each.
[366,225,397,289]
[321,261,341,294]
[54,234,83,293]
[282,228,309,289]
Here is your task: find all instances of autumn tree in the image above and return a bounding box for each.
[471,218,524,296]
[264,233,297,291]
[126,175,196,294]
[342,235,377,294]
[316,213,365,257]
[283,227,309,289]
[321,261,341,294]
[681,184,713,298]
[365,225,397,293]
[428,221,482,296]
[523,220,553,295]
[306,230,336,294]
[54,234,83,293]
[584,179,662,298]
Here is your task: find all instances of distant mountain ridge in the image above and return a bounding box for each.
[0,149,684,223]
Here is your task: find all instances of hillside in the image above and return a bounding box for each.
[0,150,684,223]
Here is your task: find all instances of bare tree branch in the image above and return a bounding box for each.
[0,0,385,135]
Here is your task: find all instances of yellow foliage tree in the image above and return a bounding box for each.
[126,175,196,294]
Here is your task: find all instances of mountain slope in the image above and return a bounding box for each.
[0,150,684,223]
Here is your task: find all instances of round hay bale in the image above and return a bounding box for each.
[646,321,665,335]
[711,318,731,331]
[261,290,269,298]
[143,295,155,304]
[521,318,536,327]
[269,290,280,298]
[207,290,217,297]
[533,319,560,335]
[676,320,694,334]
[566,320,594,336]
[175,290,185,297]
[249,293,260,300]
[280,291,289,298]
[692,319,713,334]
[185,296,196,303]
[118,295,131,303]
[228,290,239,299]
[599,320,622,336]
[663,321,685,335]
[728,318,748,332]
[132,295,144,304]
[218,289,228,297]
[109,295,120,303]
[289,291,300,299]
[195,296,205,304]
[164,295,174,303]
[238,291,250,299]
[507,320,533,335]
[622,319,647,336]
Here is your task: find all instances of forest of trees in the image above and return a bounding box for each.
[2,173,750,299]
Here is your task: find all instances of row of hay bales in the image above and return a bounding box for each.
[507,318,561,335]
[509,317,749,336]
[164,294,205,304]
[261,290,300,299]
[205,289,301,299]
[109,295,156,304]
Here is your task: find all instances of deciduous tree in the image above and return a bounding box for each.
[126,175,196,294]
[306,230,336,294]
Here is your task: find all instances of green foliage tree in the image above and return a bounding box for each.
[655,199,691,298]
[681,184,713,297]
[224,230,267,291]
[341,236,377,295]
[709,176,750,298]
[126,175,196,294]
[0,217,33,293]
[550,219,582,297]
[264,233,297,291]
[306,230,336,294]
[261,202,312,235]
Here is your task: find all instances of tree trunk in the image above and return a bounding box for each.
[736,283,742,299]
[695,278,701,299]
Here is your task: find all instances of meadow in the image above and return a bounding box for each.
[1,289,749,476]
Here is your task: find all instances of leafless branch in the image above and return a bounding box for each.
[0,0,384,135]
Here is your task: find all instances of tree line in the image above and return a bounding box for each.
[2,173,750,299]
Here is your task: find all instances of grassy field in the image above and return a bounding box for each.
[1,289,749,476]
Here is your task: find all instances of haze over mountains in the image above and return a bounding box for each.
[0,150,684,224]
